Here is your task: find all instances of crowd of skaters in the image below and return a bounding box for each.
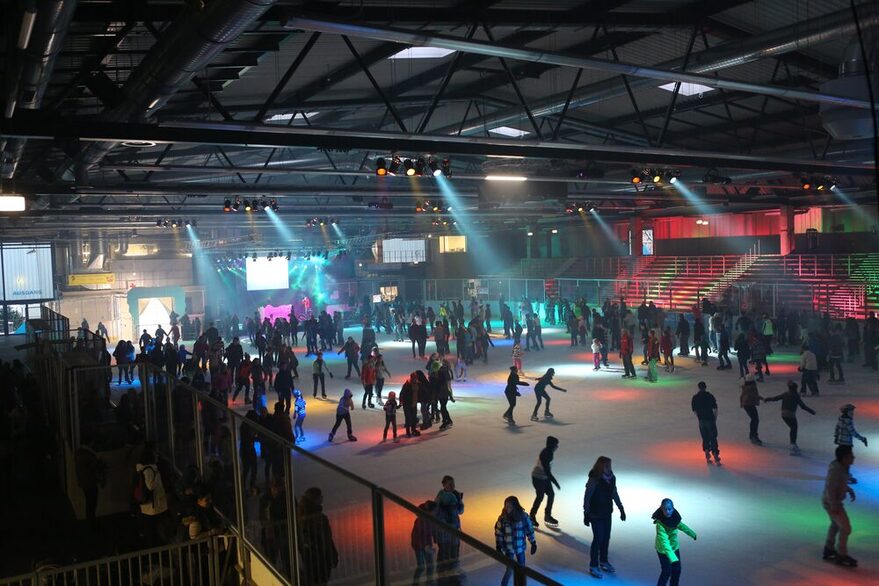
[78,292,878,583]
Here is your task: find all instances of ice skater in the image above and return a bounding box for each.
[620,330,636,379]
[591,338,602,370]
[821,445,858,567]
[382,391,399,442]
[834,404,868,484]
[328,388,357,442]
[764,381,816,455]
[503,366,529,425]
[495,496,537,586]
[512,340,523,375]
[530,368,567,421]
[739,374,764,445]
[583,456,626,580]
[529,436,560,528]
[292,389,306,443]
[691,381,721,465]
[653,498,697,586]
[645,330,660,382]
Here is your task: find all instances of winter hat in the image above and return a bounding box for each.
[697,381,707,390]
[840,403,855,413]
[293,389,302,398]
[388,391,396,400]
[510,365,519,371]
[744,373,755,383]
[546,436,560,448]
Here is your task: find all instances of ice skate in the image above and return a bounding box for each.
[750,437,763,446]
[545,411,554,418]
[588,566,603,579]
[789,444,801,456]
[327,433,334,442]
[835,555,857,567]
[347,434,358,442]
[704,450,713,464]
[822,547,837,561]
[599,562,616,574]
[530,415,540,422]
[529,514,539,528]
[543,514,558,527]
[712,452,722,466]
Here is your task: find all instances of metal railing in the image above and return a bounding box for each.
[0,535,236,586]
[51,357,563,586]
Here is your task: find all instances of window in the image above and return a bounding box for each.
[438,235,467,253]
[642,228,654,256]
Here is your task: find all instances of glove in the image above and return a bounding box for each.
[583,515,590,527]
[863,438,868,447]
[620,509,626,521]
[329,373,334,378]
[530,542,537,555]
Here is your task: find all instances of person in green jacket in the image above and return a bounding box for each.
[653,498,697,586]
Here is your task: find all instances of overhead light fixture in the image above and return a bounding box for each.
[223,199,232,212]
[631,170,643,184]
[485,175,527,182]
[428,158,441,177]
[441,158,451,178]
[388,156,401,176]
[270,199,279,211]
[551,228,559,234]
[148,98,160,109]
[0,195,26,212]
[801,179,811,190]
[388,47,455,59]
[489,126,530,138]
[232,198,241,211]
[376,157,388,176]
[244,200,253,211]
[658,82,715,96]
[171,219,180,228]
[265,111,319,122]
[403,159,416,176]
[121,140,157,148]
[415,157,426,176]
[652,173,662,183]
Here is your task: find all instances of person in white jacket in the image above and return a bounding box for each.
[136,444,169,546]
[834,404,868,484]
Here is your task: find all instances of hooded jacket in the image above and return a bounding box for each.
[337,389,354,415]
[652,507,696,563]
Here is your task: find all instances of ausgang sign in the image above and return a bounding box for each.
[68,273,116,286]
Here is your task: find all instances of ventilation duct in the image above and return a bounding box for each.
[820,33,879,141]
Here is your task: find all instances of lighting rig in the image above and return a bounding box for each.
[376,156,451,177]
[305,217,339,228]
[631,168,681,185]
[156,218,197,228]
[801,177,837,191]
[564,201,597,214]
[223,198,279,212]
[701,168,732,185]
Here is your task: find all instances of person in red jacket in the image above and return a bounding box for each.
[360,356,377,409]
[620,330,636,379]
[661,327,675,373]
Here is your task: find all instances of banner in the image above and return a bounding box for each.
[68,273,116,286]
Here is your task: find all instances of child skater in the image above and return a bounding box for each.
[591,338,602,371]
[383,391,399,442]
[293,389,306,443]
[661,327,675,373]
[512,340,524,376]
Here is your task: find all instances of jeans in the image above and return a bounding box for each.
[782,415,799,444]
[718,348,731,368]
[413,546,435,584]
[698,418,719,454]
[439,397,452,425]
[657,550,681,586]
[362,384,374,408]
[801,369,819,395]
[589,517,612,567]
[503,393,517,419]
[679,335,689,355]
[500,550,526,586]
[823,505,851,556]
[346,357,361,378]
[828,357,844,380]
[330,413,352,437]
[312,373,326,397]
[383,415,397,439]
[743,405,759,439]
[532,391,551,418]
[737,356,749,378]
[622,354,636,376]
[530,477,554,518]
[294,415,305,440]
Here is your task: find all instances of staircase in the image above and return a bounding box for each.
[616,255,742,309]
[702,243,762,302]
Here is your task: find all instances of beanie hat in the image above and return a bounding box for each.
[546,436,560,448]
[510,365,519,371]
[840,403,855,413]
[697,381,707,390]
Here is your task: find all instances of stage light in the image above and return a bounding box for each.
[415,157,426,176]
[631,170,642,184]
[388,156,401,175]
[244,200,253,211]
[485,175,527,181]
[286,251,291,260]
[577,204,585,213]
[442,158,451,178]
[565,202,576,214]
[376,157,388,176]
[232,198,241,211]
[416,201,424,213]
[801,180,811,190]
[527,231,533,236]
[184,219,191,226]
[551,228,558,234]
[270,199,279,211]
[667,170,680,184]
[156,219,163,227]
[223,199,232,212]
[404,159,416,176]
[330,217,339,225]
[428,158,441,177]
[653,172,662,183]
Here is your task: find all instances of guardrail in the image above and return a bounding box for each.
[0,535,235,586]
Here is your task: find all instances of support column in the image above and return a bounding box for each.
[630,218,643,256]
[779,205,795,255]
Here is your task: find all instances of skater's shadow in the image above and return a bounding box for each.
[354,430,447,455]
[504,424,534,433]
[540,419,573,427]
[541,528,585,553]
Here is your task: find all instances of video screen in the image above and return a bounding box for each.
[245,257,289,291]
[2,245,54,301]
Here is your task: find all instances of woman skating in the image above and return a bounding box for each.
[328,388,357,442]
[653,498,697,586]
[494,496,537,586]
[764,381,815,455]
[583,456,626,580]
[530,368,567,421]
[503,366,530,425]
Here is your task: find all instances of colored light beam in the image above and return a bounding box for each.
[832,186,878,229]
[265,208,294,241]
[589,209,628,254]
[186,225,225,306]
[435,174,503,273]
[672,180,717,216]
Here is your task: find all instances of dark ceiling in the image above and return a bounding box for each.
[0,0,877,251]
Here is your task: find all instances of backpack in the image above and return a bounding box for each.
[133,467,154,506]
